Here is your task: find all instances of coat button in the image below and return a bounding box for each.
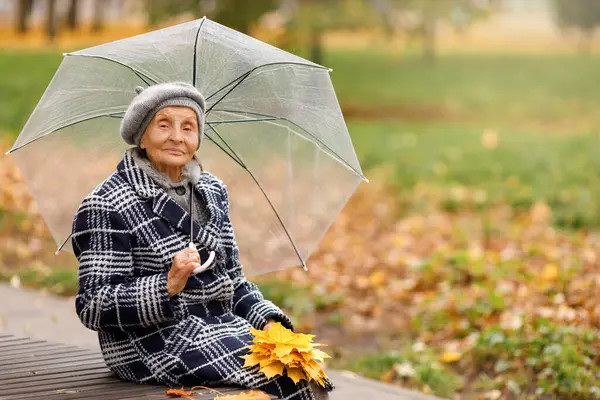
[175,186,186,195]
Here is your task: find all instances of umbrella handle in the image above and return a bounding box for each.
[189,241,215,275]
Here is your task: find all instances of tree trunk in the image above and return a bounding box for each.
[145,0,159,28]
[92,0,106,32]
[422,13,437,64]
[67,0,79,30]
[46,0,57,41]
[579,29,594,54]
[16,0,34,34]
[310,26,324,66]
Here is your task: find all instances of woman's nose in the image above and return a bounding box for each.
[170,127,184,142]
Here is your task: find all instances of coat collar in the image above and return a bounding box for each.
[116,149,222,254]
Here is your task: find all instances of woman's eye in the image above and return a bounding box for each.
[160,124,168,128]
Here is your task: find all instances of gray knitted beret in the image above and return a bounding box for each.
[120,82,207,149]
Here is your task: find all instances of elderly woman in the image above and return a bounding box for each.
[72,82,332,400]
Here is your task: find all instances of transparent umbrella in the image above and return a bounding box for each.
[6,17,367,275]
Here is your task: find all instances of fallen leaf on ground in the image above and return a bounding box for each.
[165,387,195,399]
[213,390,270,399]
[440,351,462,363]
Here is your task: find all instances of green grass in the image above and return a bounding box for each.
[332,345,463,398]
[0,51,62,136]
[348,120,600,229]
[329,50,600,129]
[471,319,600,398]
[256,279,344,323]
[3,50,600,136]
[336,318,600,399]
[0,266,78,296]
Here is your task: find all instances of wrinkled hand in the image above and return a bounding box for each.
[167,247,201,297]
[263,319,276,331]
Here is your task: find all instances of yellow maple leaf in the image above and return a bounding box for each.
[303,359,327,385]
[541,263,559,282]
[253,344,275,355]
[440,351,462,363]
[249,328,274,344]
[268,323,316,346]
[213,390,270,400]
[309,349,330,362]
[241,352,267,368]
[285,367,307,384]
[274,344,304,359]
[279,352,303,365]
[260,360,285,379]
[242,322,330,387]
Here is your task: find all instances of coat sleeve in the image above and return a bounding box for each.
[218,182,294,331]
[72,194,177,332]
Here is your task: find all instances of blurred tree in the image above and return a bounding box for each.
[16,0,35,34]
[144,0,279,34]
[553,0,600,54]
[145,0,202,27]
[371,0,490,63]
[92,0,106,32]
[67,0,79,30]
[47,0,57,40]
[212,0,280,34]
[281,0,379,65]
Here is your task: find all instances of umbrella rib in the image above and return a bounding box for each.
[206,117,278,125]
[211,108,368,182]
[205,61,330,106]
[208,124,308,271]
[204,125,246,168]
[64,53,157,86]
[6,112,125,154]
[192,17,207,87]
[55,233,72,254]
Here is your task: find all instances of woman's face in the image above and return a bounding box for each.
[140,106,199,169]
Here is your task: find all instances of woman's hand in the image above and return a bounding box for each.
[263,319,276,331]
[167,247,201,297]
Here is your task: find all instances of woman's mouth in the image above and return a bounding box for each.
[166,149,184,155]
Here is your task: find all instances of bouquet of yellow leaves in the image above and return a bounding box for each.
[241,322,331,388]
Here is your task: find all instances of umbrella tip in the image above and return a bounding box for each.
[328,68,333,72]
[5,150,11,155]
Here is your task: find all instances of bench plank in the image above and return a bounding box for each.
[0,348,95,364]
[0,343,78,356]
[3,370,114,387]
[0,335,279,399]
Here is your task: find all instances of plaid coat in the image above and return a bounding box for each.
[72,150,331,399]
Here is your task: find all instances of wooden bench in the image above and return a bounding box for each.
[0,334,278,399]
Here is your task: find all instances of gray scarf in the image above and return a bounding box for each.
[129,148,209,225]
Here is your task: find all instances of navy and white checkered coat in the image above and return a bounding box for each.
[72,150,331,399]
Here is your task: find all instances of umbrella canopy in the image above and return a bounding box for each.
[7,17,366,275]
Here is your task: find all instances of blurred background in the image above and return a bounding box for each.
[2,0,600,398]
